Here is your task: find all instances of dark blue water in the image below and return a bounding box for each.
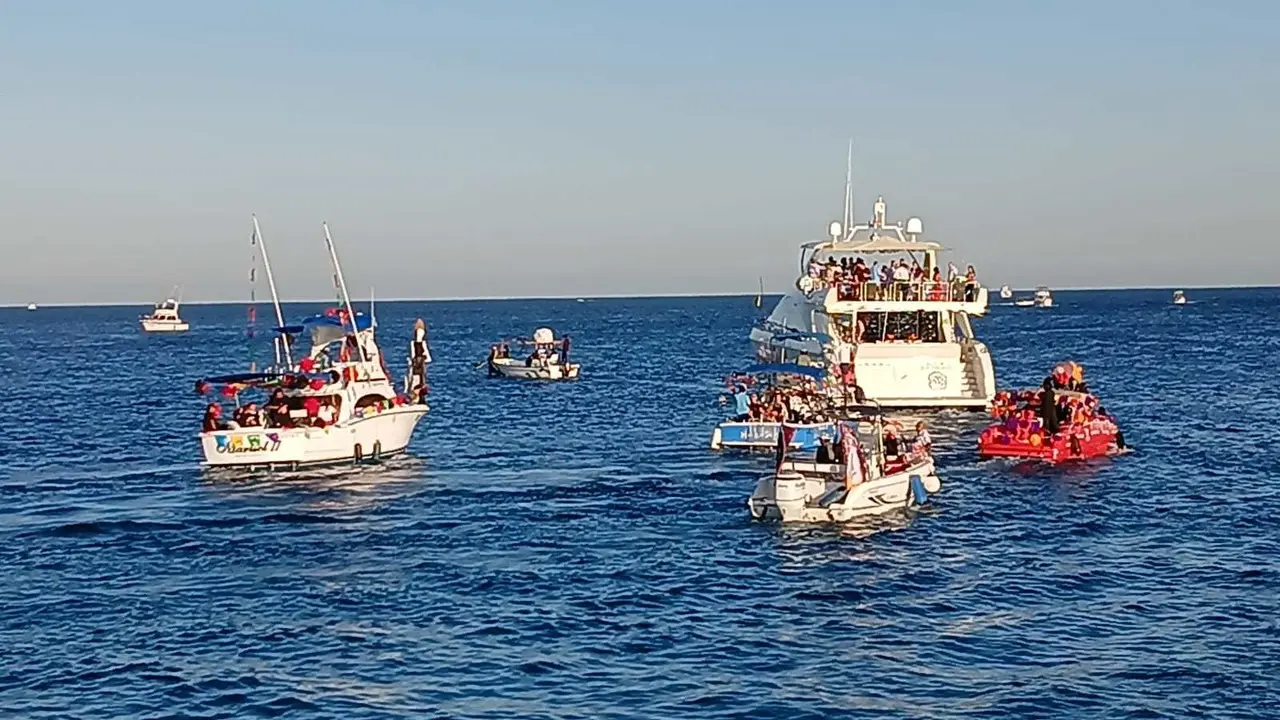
[3,290,1279,719]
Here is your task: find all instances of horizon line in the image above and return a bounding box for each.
[5,283,1278,309]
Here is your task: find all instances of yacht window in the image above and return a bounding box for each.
[856,311,942,343]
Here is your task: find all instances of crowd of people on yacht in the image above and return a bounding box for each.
[722,375,831,424]
[807,255,981,303]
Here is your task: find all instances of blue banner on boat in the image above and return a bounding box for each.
[715,421,835,450]
[740,363,826,382]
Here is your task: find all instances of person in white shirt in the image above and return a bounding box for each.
[912,421,933,454]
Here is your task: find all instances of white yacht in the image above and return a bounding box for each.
[750,196,995,409]
[195,219,429,469]
[1173,290,1187,305]
[999,284,1013,300]
[26,303,37,311]
[140,287,190,332]
[1033,287,1053,308]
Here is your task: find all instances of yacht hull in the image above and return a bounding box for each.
[199,405,428,468]
[747,458,941,523]
[488,358,580,380]
[748,331,994,409]
[141,319,190,332]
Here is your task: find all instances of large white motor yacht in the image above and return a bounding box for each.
[750,196,995,409]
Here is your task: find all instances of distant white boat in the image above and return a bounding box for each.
[486,327,580,380]
[999,284,1013,299]
[26,303,37,311]
[140,286,190,332]
[1173,290,1187,305]
[1014,287,1053,308]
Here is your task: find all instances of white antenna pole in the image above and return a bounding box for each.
[252,215,291,365]
[843,138,854,236]
[370,285,377,328]
[322,222,368,363]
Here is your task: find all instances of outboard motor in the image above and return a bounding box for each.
[773,471,809,523]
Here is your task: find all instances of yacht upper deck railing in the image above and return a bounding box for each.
[802,277,984,304]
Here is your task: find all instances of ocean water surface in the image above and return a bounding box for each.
[2,289,1279,718]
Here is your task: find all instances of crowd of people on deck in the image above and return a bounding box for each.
[814,419,932,472]
[201,388,347,433]
[807,255,980,303]
[722,374,831,424]
[988,362,1120,443]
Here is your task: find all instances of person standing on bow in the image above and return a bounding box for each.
[409,319,432,403]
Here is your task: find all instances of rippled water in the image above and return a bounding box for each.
[3,290,1279,718]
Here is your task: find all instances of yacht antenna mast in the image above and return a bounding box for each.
[252,215,291,366]
[842,139,854,238]
[322,222,369,363]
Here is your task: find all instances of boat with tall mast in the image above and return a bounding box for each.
[195,218,430,469]
[140,286,190,332]
[749,149,996,409]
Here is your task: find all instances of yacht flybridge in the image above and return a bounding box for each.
[750,195,996,409]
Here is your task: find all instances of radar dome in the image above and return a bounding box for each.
[828,221,842,239]
[905,217,924,235]
[533,327,555,344]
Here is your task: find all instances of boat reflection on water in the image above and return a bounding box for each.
[199,454,429,511]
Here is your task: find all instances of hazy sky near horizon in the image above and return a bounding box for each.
[2,0,1277,304]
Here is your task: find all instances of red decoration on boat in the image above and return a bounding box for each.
[308,378,326,390]
[299,357,315,372]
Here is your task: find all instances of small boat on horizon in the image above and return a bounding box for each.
[26,302,37,311]
[1014,287,1053,308]
[1173,290,1187,305]
[486,327,580,380]
[140,286,190,332]
[999,284,1013,299]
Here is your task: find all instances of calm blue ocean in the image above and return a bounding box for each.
[2,289,1278,719]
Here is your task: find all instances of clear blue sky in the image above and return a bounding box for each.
[2,0,1277,304]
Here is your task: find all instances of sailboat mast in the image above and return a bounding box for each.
[322,222,369,363]
[252,215,291,365]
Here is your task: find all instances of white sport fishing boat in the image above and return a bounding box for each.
[748,409,942,523]
[999,284,1013,300]
[26,303,37,311]
[140,287,190,332]
[750,177,995,409]
[486,328,580,380]
[195,219,429,469]
[1173,290,1187,305]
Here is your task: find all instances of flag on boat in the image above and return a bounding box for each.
[841,426,858,486]
[774,424,796,472]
